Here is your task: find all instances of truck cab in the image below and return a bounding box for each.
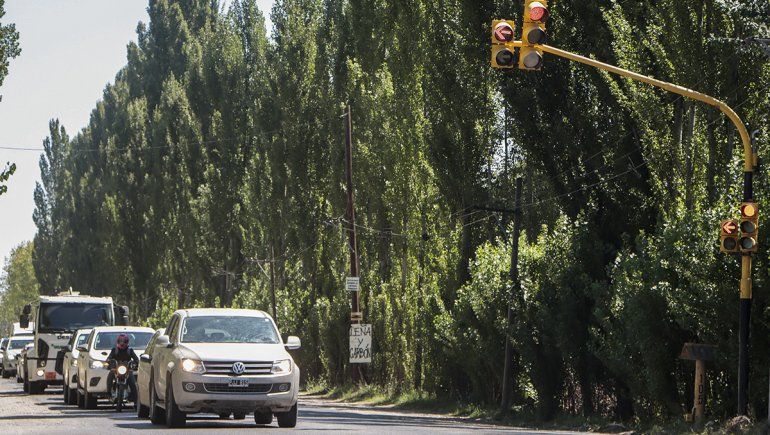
[19,291,129,394]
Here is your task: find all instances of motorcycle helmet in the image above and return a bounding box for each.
[116,333,129,350]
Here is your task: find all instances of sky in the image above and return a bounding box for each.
[0,0,274,268]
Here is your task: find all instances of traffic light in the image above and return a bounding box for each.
[739,202,759,253]
[491,20,516,69]
[519,0,549,71]
[720,219,740,253]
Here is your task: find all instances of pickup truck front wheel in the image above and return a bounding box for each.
[276,404,297,428]
[165,375,186,428]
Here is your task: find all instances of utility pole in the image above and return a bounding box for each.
[270,245,277,326]
[344,103,362,383]
[501,177,523,412]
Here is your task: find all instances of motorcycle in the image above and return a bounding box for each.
[108,359,137,412]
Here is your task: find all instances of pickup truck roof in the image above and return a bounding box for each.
[180,308,270,318]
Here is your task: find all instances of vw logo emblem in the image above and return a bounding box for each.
[231,362,246,375]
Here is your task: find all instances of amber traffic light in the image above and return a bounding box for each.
[739,202,759,253]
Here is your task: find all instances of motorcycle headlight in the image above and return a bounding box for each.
[271,359,292,374]
[90,360,107,370]
[181,359,205,374]
[117,365,128,375]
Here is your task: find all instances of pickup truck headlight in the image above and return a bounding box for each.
[90,360,107,370]
[181,359,205,374]
[271,359,292,374]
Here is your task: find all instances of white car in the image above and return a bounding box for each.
[76,326,155,409]
[136,329,165,418]
[2,336,33,379]
[0,338,6,376]
[60,328,92,405]
[144,309,301,428]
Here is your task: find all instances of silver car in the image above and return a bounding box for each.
[145,309,301,428]
[2,336,33,379]
[60,328,92,405]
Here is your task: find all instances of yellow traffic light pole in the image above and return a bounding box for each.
[506,40,757,415]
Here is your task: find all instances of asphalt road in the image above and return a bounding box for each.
[0,376,579,434]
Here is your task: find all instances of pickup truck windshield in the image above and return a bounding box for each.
[9,338,33,350]
[38,303,113,333]
[94,332,153,350]
[181,316,280,344]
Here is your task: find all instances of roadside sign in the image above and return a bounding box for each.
[346,277,360,292]
[349,324,372,363]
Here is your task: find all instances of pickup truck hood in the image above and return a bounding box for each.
[178,343,288,362]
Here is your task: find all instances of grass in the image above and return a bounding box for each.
[301,382,770,434]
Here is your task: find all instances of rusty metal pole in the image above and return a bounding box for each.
[344,104,361,383]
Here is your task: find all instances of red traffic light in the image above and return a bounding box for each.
[493,22,515,43]
[528,2,549,22]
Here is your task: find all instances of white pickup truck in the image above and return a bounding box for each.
[141,309,301,428]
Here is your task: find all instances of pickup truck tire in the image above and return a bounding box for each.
[233,413,246,420]
[1,370,9,379]
[165,375,186,428]
[63,383,69,404]
[276,404,297,428]
[77,390,85,408]
[67,386,78,405]
[136,387,150,418]
[84,388,98,409]
[254,410,272,425]
[149,376,166,425]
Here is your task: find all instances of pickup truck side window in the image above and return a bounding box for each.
[167,316,180,343]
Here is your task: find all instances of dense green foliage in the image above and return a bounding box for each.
[0,0,19,194]
[0,242,40,335]
[29,0,770,423]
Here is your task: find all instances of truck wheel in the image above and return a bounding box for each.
[1,368,9,379]
[22,376,29,393]
[77,390,85,408]
[84,389,98,409]
[149,377,166,425]
[165,375,186,428]
[67,386,78,406]
[233,412,246,420]
[276,404,297,428]
[254,410,272,425]
[136,387,150,419]
[63,383,69,404]
[29,381,45,394]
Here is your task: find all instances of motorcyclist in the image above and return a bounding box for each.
[106,333,139,402]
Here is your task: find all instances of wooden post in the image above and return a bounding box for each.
[679,343,716,426]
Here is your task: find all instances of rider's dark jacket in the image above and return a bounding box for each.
[106,347,139,364]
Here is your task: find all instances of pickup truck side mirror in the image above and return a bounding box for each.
[155,335,171,349]
[140,354,152,363]
[285,336,301,351]
[77,345,88,352]
[62,345,71,352]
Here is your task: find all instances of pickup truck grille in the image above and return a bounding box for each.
[203,383,272,393]
[202,361,273,376]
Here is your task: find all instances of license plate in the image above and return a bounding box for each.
[228,379,249,388]
[45,372,57,381]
